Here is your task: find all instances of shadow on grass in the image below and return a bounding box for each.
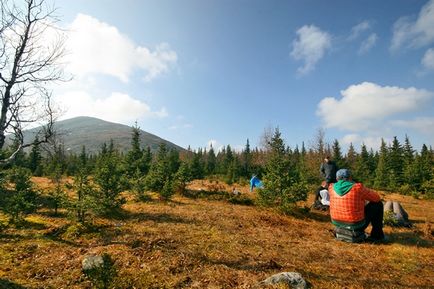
[107,208,200,225]
[388,231,433,248]
[300,270,432,289]
[304,210,331,223]
[37,210,69,219]
[228,195,255,206]
[42,225,83,247]
[0,279,28,289]
[409,219,429,224]
[182,189,256,207]
[0,232,26,243]
[13,219,48,230]
[181,189,229,201]
[195,253,286,273]
[281,206,331,223]
[0,221,109,247]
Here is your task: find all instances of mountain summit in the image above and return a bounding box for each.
[18,117,185,155]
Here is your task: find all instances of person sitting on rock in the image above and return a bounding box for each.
[329,169,386,242]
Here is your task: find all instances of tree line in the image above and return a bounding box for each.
[0,125,433,225]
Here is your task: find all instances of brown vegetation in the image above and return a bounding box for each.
[0,178,433,288]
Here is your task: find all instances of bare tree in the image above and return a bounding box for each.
[312,127,326,157]
[259,125,275,151]
[0,0,65,164]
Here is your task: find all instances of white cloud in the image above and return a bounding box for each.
[65,14,177,82]
[349,21,372,40]
[341,134,361,145]
[391,0,434,51]
[290,25,332,75]
[317,82,433,131]
[358,33,378,54]
[207,139,221,151]
[422,48,434,69]
[391,117,434,135]
[55,91,167,124]
[341,134,385,151]
[205,140,243,153]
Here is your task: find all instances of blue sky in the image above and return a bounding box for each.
[51,0,434,152]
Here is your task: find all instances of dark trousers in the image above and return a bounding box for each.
[361,202,384,239]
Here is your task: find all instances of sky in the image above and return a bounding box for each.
[47,0,434,152]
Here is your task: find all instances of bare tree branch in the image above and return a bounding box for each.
[0,0,65,164]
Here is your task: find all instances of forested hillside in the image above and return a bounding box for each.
[5,117,184,155]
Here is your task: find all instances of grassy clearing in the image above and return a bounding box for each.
[0,178,433,288]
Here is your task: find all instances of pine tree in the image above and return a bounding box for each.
[226,156,242,184]
[403,135,416,186]
[167,149,181,175]
[174,161,191,195]
[374,139,389,190]
[93,141,125,213]
[140,146,152,175]
[28,137,43,176]
[345,143,357,172]
[206,145,216,175]
[291,145,301,175]
[388,136,404,190]
[419,144,434,196]
[45,144,66,177]
[190,151,204,179]
[242,139,252,178]
[419,144,433,185]
[145,143,175,199]
[47,161,67,216]
[259,128,308,208]
[331,139,345,168]
[69,146,97,223]
[3,168,38,223]
[369,148,377,173]
[222,145,234,175]
[301,142,306,156]
[125,123,144,177]
[216,146,226,174]
[354,143,372,185]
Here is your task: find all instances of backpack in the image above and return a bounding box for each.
[334,227,366,243]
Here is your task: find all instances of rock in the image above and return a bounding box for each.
[232,189,241,196]
[258,272,307,289]
[82,255,104,272]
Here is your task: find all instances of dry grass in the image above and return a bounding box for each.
[0,178,433,289]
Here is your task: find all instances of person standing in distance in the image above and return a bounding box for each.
[320,156,338,187]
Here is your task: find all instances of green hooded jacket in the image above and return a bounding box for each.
[333,180,354,196]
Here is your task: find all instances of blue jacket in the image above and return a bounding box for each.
[250,176,263,191]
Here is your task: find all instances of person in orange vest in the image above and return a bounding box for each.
[329,169,386,242]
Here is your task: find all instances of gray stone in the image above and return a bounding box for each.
[258,272,307,289]
[82,255,104,272]
[384,200,411,227]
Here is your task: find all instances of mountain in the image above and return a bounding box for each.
[15,116,185,155]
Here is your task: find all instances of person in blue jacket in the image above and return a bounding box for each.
[250,175,263,192]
